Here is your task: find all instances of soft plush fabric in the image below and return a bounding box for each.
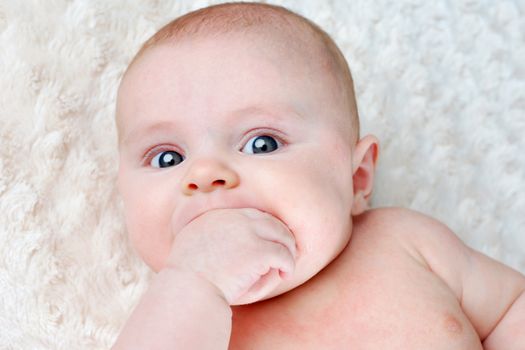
[0,0,523,348]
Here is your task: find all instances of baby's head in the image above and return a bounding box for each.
[116,2,378,300]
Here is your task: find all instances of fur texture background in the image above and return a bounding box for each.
[0,0,523,348]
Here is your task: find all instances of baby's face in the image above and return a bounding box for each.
[117,31,357,298]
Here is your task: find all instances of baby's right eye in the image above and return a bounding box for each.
[150,150,184,168]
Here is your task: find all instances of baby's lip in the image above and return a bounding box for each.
[173,198,286,236]
[186,206,276,228]
[185,206,252,227]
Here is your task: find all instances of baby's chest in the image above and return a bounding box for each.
[230,252,482,349]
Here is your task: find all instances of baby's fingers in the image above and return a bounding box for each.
[259,240,296,277]
[253,216,297,259]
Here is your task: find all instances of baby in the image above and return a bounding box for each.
[112,2,525,349]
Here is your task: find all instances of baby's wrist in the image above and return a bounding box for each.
[158,266,230,307]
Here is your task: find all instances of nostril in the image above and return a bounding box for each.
[188,183,198,190]
[212,179,225,186]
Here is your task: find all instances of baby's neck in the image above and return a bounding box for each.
[230,252,344,349]
[230,249,348,341]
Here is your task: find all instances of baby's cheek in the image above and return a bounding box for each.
[125,201,174,272]
[118,170,177,270]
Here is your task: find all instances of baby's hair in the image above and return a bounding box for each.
[124,2,359,142]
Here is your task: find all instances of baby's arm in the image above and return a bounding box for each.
[111,268,232,349]
[401,209,525,349]
[112,208,296,349]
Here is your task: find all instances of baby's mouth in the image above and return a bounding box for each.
[187,207,291,232]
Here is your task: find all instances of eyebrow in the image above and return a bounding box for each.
[120,121,178,148]
[230,104,304,123]
[120,104,304,147]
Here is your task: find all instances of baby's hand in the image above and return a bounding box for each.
[165,208,296,304]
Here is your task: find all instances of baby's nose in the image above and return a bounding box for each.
[181,158,240,195]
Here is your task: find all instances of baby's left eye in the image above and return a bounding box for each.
[241,135,281,154]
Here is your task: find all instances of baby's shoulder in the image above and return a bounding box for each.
[351,207,469,295]
[355,206,450,232]
[353,206,462,249]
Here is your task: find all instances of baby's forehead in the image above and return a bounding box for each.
[179,29,333,75]
[118,3,359,143]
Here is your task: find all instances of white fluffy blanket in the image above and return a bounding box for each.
[1,0,523,348]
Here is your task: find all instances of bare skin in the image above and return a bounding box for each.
[229,207,508,349]
[112,28,525,349]
[112,207,525,349]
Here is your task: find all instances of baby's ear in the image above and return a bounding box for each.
[351,135,379,216]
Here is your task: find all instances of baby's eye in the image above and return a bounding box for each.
[241,135,281,154]
[150,150,184,168]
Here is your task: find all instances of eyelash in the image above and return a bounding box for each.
[141,128,288,166]
[142,145,182,166]
[243,128,287,151]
